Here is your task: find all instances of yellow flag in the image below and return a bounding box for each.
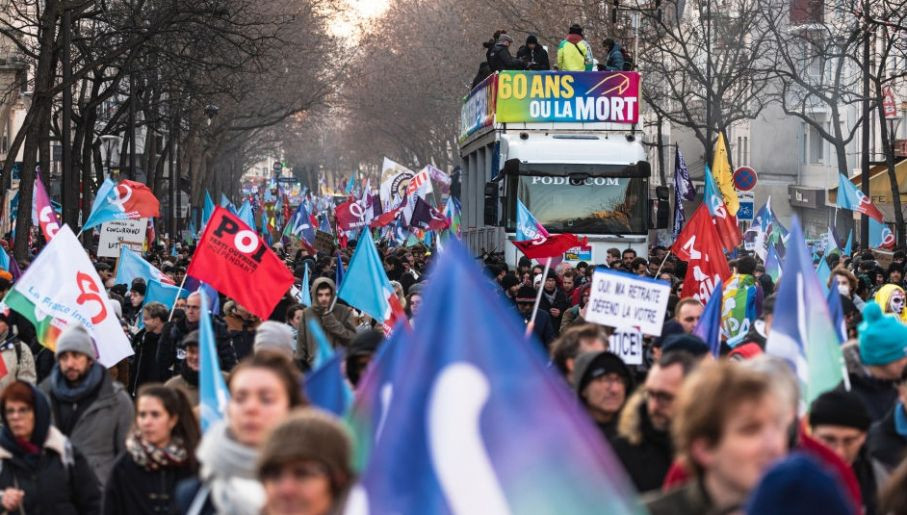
[712,133,739,216]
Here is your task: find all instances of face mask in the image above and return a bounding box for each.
[837,284,850,296]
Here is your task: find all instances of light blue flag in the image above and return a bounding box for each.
[516,199,548,242]
[81,178,117,230]
[337,229,395,322]
[238,200,257,231]
[765,242,782,283]
[202,191,215,229]
[137,279,189,329]
[298,264,311,307]
[693,279,723,357]
[0,246,10,271]
[869,218,895,249]
[825,227,840,255]
[220,193,237,214]
[305,353,353,416]
[199,290,230,432]
[765,217,845,406]
[307,317,335,370]
[816,259,831,295]
[843,230,853,256]
[114,246,172,286]
[826,285,847,343]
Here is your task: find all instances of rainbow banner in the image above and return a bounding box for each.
[496,70,640,124]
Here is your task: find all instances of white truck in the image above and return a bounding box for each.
[458,70,652,266]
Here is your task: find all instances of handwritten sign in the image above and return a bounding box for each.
[586,268,671,336]
[97,218,147,258]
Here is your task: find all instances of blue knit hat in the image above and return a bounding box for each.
[745,454,852,515]
[858,301,907,366]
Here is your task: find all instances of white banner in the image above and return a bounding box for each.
[15,225,133,366]
[380,157,416,210]
[586,268,672,336]
[97,218,147,258]
[608,329,644,365]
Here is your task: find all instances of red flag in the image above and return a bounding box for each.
[713,210,742,251]
[335,200,367,232]
[512,233,587,259]
[369,206,403,229]
[672,205,731,303]
[187,207,294,319]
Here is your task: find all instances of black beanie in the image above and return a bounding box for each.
[501,274,521,290]
[575,351,633,395]
[809,390,871,431]
[515,285,537,302]
[662,333,709,357]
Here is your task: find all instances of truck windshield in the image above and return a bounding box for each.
[512,175,647,234]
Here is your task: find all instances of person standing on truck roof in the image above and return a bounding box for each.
[557,24,594,72]
[487,33,526,72]
[602,38,626,71]
[517,35,550,70]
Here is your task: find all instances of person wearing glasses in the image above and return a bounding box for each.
[572,350,633,441]
[612,351,697,493]
[158,292,238,382]
[0,380,100,514]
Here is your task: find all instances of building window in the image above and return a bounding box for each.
[790,0,823,25]
[809,125,824,164]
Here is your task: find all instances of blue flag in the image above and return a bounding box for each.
[765,217,844,406]
[114,246,172,286]
[515,199,548,242]
[202,191,215,229]
[199,290,229,432]
[286,203,316,244]
[673,147,696,238]
[869,218,895,249]
[816,259,831,295]
[693,279,723,357]
[305,353,353,416]
[765,242,782,283]
[298,264,312,307]
[238,200,257,231]
[137,279,188,329]
[826,285,847,343]
[337,230,396,322]
[843,230,853,256]
[307,317,335,370]
[347,241,643,513]
[0,246,10,272]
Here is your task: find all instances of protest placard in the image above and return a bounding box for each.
[97,218,147,258]
[608,329,644,365]
[586,268,671,336]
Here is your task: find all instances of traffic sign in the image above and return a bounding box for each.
[733,166,758,191]
[273,161,283,171]
[737,191,755,221]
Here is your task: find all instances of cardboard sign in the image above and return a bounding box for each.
[98,218,147,258]
[586,268,671,336]
[608,329,644,365]
[314,230,335,255]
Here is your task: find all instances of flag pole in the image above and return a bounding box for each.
[654,250,672,277]
[527,257,552,336]
[167,274,189,321]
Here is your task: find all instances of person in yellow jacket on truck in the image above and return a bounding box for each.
[557,24,594,71]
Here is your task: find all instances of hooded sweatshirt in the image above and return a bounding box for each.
[296,277,358,365]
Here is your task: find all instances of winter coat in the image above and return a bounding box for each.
[224,312,259,361]
[538,287,570,333]
[837,342,899,422]
[643,480,716,515]
[471,61,493,89]
[604,42,626,71]
[164,366,229,407]
[130,329,164,395]
[39,372,135,489]
[296,277,358,365]
[0,425,101,515]
[0,333,37,393]
[103,451,195,515]
[159,315,238,377]
[524,309,556,349]
[557,34,593,71]
[611,391,675,493]
[516,45,550,70]
[487,43,525,72]
[868,404,907,471]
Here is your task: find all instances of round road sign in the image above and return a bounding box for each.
[733,166,758,191]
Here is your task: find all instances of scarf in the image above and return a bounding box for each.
[542,288,557,305]
[50,361,104,403]
[195,421,264,515]
[126,431,188,471]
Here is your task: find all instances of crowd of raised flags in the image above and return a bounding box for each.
[0,145,904,514]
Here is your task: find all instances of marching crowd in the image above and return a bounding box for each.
[0,226,904,514]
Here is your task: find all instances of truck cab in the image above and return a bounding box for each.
[458,70,650,266]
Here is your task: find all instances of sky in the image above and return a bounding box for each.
[331,0,390,38]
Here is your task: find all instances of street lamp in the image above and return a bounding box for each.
[204,104,219,126]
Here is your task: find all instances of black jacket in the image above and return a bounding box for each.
[130,329,164,395]
[158,314,238,377]
[103,451,195,515]
[0,426,101,515]
[523,309,555,349]
[487,43,525,72]
[868,405,907,471]
[516,45,550,70]
[538,288,570,333]
[611,398,674,493]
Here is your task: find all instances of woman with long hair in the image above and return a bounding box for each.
[103,384,200,514]
[0,380,100,513]
[176,351,307,515]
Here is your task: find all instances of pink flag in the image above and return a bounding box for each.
[34,170,61,242]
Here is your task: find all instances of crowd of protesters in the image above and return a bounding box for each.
[0,220,906,514]
[472,23,634,88]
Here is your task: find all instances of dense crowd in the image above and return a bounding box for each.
[0,228,905,514]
